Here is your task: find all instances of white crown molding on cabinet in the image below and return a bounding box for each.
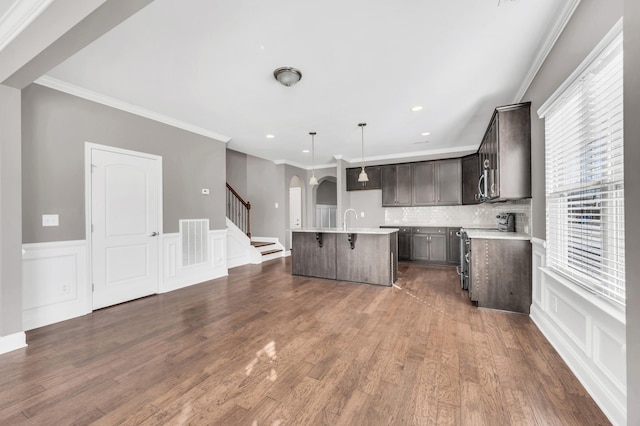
[34,76,232,143]
[512,0,582,102]
[0,0,54,52]
[275,144,478,169]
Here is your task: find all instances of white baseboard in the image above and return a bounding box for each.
[0,332,27,355]
[530,239,626,425]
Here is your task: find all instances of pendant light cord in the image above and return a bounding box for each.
[359,123,366,171]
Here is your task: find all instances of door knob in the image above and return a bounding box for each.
[150,232,158,237]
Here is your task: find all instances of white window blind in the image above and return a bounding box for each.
[542,27,625,305]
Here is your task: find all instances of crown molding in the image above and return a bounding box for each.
[512,0,581,102]
[0,0,54,52]
[34,75,231,143]
[273,144,478,169]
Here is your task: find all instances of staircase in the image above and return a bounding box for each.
[251,240,285,261]
[226,183,286,268]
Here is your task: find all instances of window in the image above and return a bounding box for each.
[539,24,625,305]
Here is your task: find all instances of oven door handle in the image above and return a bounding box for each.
[465,253,470,264]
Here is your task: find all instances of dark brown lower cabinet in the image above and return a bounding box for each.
[469,238,532,314]
[411,227,447,263]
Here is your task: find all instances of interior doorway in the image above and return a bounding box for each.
[87,144,162,310]
[288,176,303,249]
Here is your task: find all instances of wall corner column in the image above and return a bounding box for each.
[0,84,24,353]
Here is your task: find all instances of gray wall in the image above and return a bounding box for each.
[226,149,248,198]
[0,85,23,336]
[245,156,286,244]
[523,0,623,239]
[316,179,337,205]
[625,0,640,422]
[22,84,227,243]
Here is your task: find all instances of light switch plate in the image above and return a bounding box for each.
[201,188,210,195]
[360,211,365,218]
[42,214,59,227]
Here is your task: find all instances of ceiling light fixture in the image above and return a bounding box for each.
[273,67,302,86]
[266,134,275,139]
[309,131,318,186]
[411,106,423,112]
[358,123,369,182]
[302,149,310,153]
[421,131,431,136]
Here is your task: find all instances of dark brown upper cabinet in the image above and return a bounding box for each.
[462,153,480,205]
[381,164,412,206]
[478,102,531,202]
[346,166,382,191]
[412,159,461,206]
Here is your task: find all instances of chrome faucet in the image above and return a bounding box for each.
[343,208,358,231]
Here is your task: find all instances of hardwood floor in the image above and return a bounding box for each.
[0,258,610,425]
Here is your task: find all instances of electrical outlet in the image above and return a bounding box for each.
[42,214,59,227]
[360,211,365,218]
[275,203,279,208]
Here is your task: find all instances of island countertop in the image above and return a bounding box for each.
[291,227,398,235]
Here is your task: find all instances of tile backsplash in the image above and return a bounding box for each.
[384,199,532,234]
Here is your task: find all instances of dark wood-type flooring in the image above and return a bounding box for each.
[0,258,610,425]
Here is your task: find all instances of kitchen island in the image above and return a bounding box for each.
[291,228,398,286]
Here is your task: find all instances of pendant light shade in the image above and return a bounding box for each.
[309,131,318,186]
[358,123,369,182]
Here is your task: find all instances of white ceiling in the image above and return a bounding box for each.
[41,0,566,168]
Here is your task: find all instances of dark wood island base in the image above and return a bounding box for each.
[291,229,398,286]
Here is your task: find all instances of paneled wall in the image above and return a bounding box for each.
[530,240,626,424]
[22,231,227,331]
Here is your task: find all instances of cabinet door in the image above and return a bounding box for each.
[412,162,436,206]
[381,165,397,206]
[411,234,430,261]
[462,154,480,205]
[346,168,362,191]
[447,228,461,264]
[398,233,411,260]
[436,159,461,205]
[489,116,499,199]
[396,164,412,206]
[428,234,447,262]
[347,166,381,191]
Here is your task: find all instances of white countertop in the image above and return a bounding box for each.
[463,229,531,240]
[292,227,398,235]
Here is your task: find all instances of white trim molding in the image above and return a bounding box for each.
[513,0,582,102]
[161,229,228,293]
[0,332,27,355]
[0,0,54,52]
[537,18,623,118]
[35,76,231,143]
[22,240,90,331]
[530,238,626,425]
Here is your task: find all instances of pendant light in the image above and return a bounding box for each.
[357,123,369,182]
[309,131,318,186]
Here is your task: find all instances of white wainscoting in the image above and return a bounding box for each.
[530,238,626,425]
[22,230,228,331]
[22,240,90,331]
[161,229,228,293]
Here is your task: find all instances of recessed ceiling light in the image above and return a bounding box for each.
[421,132,431,136]
[265,134,275,139]
[302,149,310,153]
[411,106,423,112]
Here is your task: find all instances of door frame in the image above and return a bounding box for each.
[84,142,163,311]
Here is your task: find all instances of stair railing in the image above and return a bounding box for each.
[226,183,251,237]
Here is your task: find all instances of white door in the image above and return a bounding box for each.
[289,187,302,249]
[91,148,161,310]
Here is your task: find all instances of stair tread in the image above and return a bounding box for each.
[251,241,275,248]
[261,249,283,256]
